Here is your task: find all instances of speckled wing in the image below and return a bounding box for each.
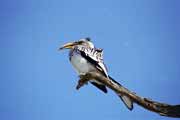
[76,46,109,78]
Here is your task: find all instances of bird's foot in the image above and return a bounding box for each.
[76,75,89,90]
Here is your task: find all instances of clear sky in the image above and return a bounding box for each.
[1,0,180,120]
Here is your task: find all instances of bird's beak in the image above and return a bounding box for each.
[59,42,77,50]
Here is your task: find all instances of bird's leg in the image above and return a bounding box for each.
[76,75,90,90]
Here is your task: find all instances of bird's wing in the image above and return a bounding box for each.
[77,46,108,77]
[75,46,109,93]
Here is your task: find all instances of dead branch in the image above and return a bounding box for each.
[76,72,180,118]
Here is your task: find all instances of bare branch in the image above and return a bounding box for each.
[76,72,180,118]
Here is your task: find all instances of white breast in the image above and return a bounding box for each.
[70,53,95,75]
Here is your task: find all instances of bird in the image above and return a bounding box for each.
[59,37,133,110]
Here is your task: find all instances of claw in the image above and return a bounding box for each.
[76,77,89,90]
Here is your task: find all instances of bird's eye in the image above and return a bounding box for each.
[77,41,83,44]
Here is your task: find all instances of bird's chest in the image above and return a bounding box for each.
[70,52,95,74]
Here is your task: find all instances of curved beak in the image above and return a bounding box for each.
[59,42,77,50]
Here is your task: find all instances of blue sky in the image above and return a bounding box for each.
[1,0,180,120]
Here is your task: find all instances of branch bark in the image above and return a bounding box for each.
[76,72,180,118]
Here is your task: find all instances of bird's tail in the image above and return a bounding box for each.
[108,76,133,110]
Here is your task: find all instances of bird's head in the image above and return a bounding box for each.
[59,37,94,50]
